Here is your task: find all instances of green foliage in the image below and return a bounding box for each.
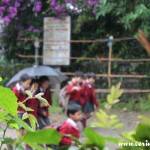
[18,129,61,145]
[0,82,61,150]
[133,123,150,142]
[83,127,105,149]
[1,78,150,150]
[114,97,150,113]
[0,86,18,116]
[105,82,123,110]
[92,110,124,129]
[92,82,124,130]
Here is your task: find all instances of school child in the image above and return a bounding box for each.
[66,71,85,106]
[38,76,52,129]
[12,74,31,135]
[59,103,82,146]
[26,79,39,119]
[13,74,32,116]
[82,72,100,127]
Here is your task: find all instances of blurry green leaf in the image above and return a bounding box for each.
[133,123,150,142]
[99,110,108,118]
[0,86,18,116]
[22,112,29,120]
[9,119,19,130]
[20,129,61,145]
[18,103,33,112]
[107,94,113,104]
[116,90,123,99]
[14,116,33,132]
[95,111,107,126]
[91,122,104,128]
[105,137,120,144]
[1,137,14,144]
[112,123,124,129]
[25,90,33,98]
[38,97,50,107]
[110,86,115,99]
[0,77,2,82]
[26,143,44,150]
[105,103,111,110]
[84,127,105,149]
[108,119,119,127]
[138,116,150,125]
[116,82,121,91]
[122,131,135,141]
[0,110,8,119]
[15,144,24,150]
[28,114,38,131]
[70,135,82,145]
[113,99,120,104]
[35,93,44,97]
[110,115,117,120]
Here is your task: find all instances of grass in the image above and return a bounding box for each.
[49,95,62,113]
[49,95,150,113]
[113,97,150,113]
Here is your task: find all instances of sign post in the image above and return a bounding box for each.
[43,17,71,66]
[43,17,71,94]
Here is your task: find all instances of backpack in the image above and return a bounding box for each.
[59,86,69,111]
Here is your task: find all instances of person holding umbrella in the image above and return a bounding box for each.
[38,76,52,129]
[12,74,32,135]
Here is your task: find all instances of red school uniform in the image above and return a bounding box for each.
[66,81,84,105]
[26,97,38,119]
[38,88,52,118]
[84,81,99,108]
[12,83,27,113]
[59,118,80,146]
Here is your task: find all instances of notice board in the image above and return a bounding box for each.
[43,17,71,65]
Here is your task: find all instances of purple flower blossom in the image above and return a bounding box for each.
[50,0,57,6]
[33,29,41,33]
[15,2,20,7]
[53,4,66,15]
[28,26,34,31]
[2,0,10,5]
[86,0,99,7]
[9,6,17,18]
[30,0,35,4]
[0,7,5,16]
[28,26,40,33]
[92,9,97,14]
[3,16,11,24]
[34,1,42,13]
[65,0,74,4]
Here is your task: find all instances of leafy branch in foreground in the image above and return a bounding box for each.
[0,79,60,150]
[91,82,124,130]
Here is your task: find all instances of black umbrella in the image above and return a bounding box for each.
[6,65,68,88]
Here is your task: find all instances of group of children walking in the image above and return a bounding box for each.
[12,75,52,130]
[11,71,100,149]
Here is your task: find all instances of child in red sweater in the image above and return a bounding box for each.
[38,76,52,129]
[59,103,83,147]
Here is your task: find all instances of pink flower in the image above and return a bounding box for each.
[3,16,11,24]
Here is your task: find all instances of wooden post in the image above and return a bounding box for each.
[108,45,112,88]
[107,36,113,88]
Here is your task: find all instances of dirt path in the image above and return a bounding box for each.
[1,110,150,150]
[51,110,150,150]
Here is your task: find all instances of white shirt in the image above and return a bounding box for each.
[16,83,24,92]
[67,118,77,128]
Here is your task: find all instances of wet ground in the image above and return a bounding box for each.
[1,110,150,150]
[51,110,150,150]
